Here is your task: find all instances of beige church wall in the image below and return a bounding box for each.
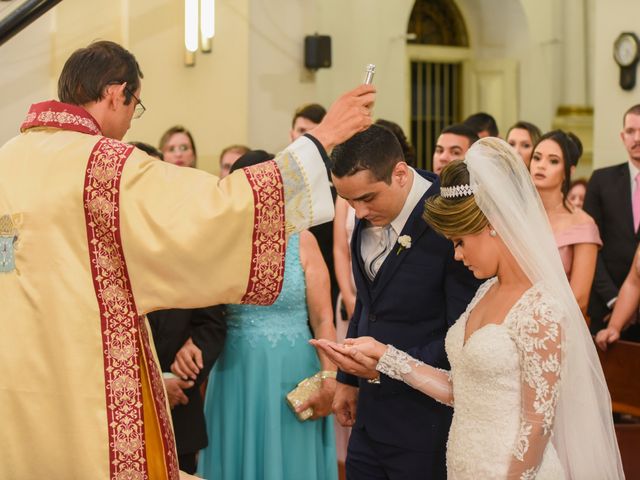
[125,0,250,174]
[455,0,564,136]
[1,0,610,173]
[247,0,320,152]
[315,0,415,138]
[0,11,53,146]
[247,0,414,154]
[516,0,565,132]
[592,0,640,169]
[0,0,250,175]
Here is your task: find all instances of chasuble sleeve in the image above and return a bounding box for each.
[118,136,333,314]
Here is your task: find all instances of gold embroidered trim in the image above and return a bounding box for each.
[139,317,180,479]
[241,160,286,306]
[275,150,313,234]
[0,214,19,273]
[84,138,178,479]
[21,102,101,135]
[0,214,17,235]
[34,110,100,134]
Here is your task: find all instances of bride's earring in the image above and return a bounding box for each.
[489,229,497,237]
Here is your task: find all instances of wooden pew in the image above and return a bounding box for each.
[596,339,640,478]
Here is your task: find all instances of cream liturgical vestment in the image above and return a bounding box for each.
[0,101,333,479]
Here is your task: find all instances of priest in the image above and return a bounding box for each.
[0,40,375,479]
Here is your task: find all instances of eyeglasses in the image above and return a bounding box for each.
[125,87,146,119]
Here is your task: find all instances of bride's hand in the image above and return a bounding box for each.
[344,336,387,361]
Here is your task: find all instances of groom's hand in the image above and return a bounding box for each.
[310,339,378,379]
[333,383,358,427]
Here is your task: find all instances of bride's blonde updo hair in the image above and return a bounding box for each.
[423,159,488,238]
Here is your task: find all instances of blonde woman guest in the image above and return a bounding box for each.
[529,130,601,313]
[159,125,198,168]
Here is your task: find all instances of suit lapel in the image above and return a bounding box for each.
[371,182,436,301]
[351,218,373,303]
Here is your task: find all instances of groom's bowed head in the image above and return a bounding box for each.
[330,124,412,228]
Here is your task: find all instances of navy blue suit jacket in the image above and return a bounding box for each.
[337,170,480,454]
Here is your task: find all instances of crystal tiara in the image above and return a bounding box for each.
[440,184,474,198]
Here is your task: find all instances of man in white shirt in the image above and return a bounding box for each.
[321,125,479,479]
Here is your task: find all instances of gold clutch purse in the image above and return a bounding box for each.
[286,371,337,421]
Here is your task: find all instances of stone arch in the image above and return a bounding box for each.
[407,0,469,47]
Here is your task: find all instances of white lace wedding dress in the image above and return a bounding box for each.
[377,278,566,479]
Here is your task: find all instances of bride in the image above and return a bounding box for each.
[313,138,623,479]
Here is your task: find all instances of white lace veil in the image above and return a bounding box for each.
[464,138,624,479]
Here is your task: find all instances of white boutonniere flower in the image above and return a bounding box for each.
[396,235,412,254]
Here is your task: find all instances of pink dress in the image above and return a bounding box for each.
[555,223,602,277]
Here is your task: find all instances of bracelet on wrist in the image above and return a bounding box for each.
[316,370,337,380]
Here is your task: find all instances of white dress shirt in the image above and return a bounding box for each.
[360,168,432,279]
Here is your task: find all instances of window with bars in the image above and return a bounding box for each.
[410,61,462,171]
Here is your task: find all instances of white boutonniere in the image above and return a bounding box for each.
[396,235,412,254]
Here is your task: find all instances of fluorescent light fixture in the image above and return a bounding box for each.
[184,0,198,65]
[200,0,214,52]
[185,0,199,52]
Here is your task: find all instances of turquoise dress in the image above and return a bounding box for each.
[197,234,337,480]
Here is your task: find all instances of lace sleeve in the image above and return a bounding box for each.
[376,345,454,406]
[507,290,563,480]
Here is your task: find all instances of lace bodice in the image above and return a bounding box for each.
[376,278,565,479]
[226,234,311,348]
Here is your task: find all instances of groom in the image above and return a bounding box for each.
[322,125,479,479]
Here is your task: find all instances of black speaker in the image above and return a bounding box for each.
[304,35,332,70]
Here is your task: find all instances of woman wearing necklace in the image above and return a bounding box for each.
[529,130,601,314]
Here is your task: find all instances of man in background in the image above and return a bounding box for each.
[584,104,640,340]
[432,124,478,175]
[290,103,327,142]
[463,111,499,138]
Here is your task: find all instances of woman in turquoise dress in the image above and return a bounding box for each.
[197,153,338,480]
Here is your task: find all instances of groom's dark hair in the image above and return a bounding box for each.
[330,124,404,184]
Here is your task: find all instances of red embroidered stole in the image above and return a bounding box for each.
[83,138,179,480]
[21,100,102,135]
[240,161,286,305]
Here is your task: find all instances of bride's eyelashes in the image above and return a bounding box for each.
[453,239,463,248]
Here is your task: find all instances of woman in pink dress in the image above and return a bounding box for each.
[529,130,601,314]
